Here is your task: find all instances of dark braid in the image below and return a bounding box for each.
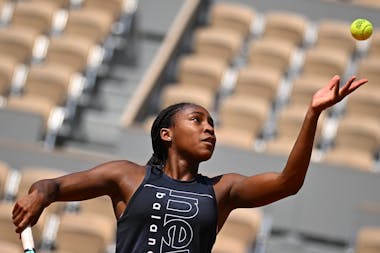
[147,102,197,167]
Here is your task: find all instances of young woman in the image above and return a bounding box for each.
[12,75,367,252]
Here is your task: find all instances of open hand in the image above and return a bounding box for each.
[311,75,368,113]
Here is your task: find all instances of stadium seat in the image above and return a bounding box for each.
[301,47,349,79]
[160,84,215,112]
[234,66,282,103]
[324,116,380,170]
[63,8,114,44]
[315,19,356,55]
[367,30,380,57]
[6,95,56,131]
[208,2,256,38]
[345,86,380,121]
[0,160,10,200]
[213,208,262,253]
[352,0,380,8]
[356,57,380,91]
[45,35,96,73]
[176,54,227,93]
[0,241,23,253]
[0,55,19,96]
[192,27,243,64]
[216,94,270,149]
[23,64,74,106]
[31,0,70,8]
[81,0,125,22]
[247,37,295,75]
[79,195,116,224]
[289,75,332,107]
[10,1,59,35]
[55,212,115,253]
[265,104,325,155]
[262,11,308,46]
[0,26,42,64]
[355,227,380,253]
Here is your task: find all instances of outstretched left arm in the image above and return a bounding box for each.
[225,75,368,209]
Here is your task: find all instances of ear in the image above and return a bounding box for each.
[160,128,172,142]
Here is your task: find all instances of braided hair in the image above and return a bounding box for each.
[147,102,197,168]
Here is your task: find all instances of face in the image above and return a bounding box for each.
[166,105,216,163]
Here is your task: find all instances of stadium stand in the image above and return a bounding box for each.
[0,0,379,253]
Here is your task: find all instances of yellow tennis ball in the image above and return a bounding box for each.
[350,18,373,40]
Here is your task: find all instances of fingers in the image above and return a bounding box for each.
[328,75,340,90]
[340,76,368,96]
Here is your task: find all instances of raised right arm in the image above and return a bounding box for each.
[12,160,143,233]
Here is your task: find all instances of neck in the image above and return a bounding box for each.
[163,156,199,181]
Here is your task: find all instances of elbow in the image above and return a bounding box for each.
[279,177,305,197]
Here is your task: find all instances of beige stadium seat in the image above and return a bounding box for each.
[0,160,10,200]
[160,84,215,112]
[247,37,295,75]
[356,57,380,91]
[6,95,56,132]
[10,1,59,35]
[193,27,243,64]
[0,55,19,96]
[213,208,262,253]
[0,201,45,246]
[82,0,124,22]
[265,104,325,155]
[367,30,380,57]
[355,227,380,253]
[64,8,114,44]
[352,0,380,8]
[216,94,270,149]
[55,212,115,253]
[31,0,70,8]
[324,116,380,171]
[45,34,95,73]
[79,195,116,224]
[345,86,380,121]
[177,54,227,92]
[234,66,282,103]
[301,47,349,80]
[0,26,41,64]
[0,241,23,253]
[23,63,75,106]
[289,75,332,107]
[315,19,356,55]
[263,11,308,46]
[209,2,255,38]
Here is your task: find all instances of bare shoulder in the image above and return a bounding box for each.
[210,172,247,198]
[90,159,147,182]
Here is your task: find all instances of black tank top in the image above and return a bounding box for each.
[116,166,218,253]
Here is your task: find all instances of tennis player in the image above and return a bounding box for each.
[13,75,367,252]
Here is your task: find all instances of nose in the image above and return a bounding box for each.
[204,122,215,135]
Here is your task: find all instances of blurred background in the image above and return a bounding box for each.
[0,0,379,252]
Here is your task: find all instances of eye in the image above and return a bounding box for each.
[190,116,201,123]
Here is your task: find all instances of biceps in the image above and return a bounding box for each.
[229,172,288,208]
[55,170,113,201]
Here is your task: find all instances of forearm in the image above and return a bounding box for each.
[281,106,321,193]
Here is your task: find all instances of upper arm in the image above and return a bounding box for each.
[225,172,290,209]
[51,160,137,202]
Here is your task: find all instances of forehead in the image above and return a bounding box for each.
[174,104,211,119]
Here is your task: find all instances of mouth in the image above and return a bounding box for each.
[201,137,216,146]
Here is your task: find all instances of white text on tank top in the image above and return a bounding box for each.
[144,184,214,253]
